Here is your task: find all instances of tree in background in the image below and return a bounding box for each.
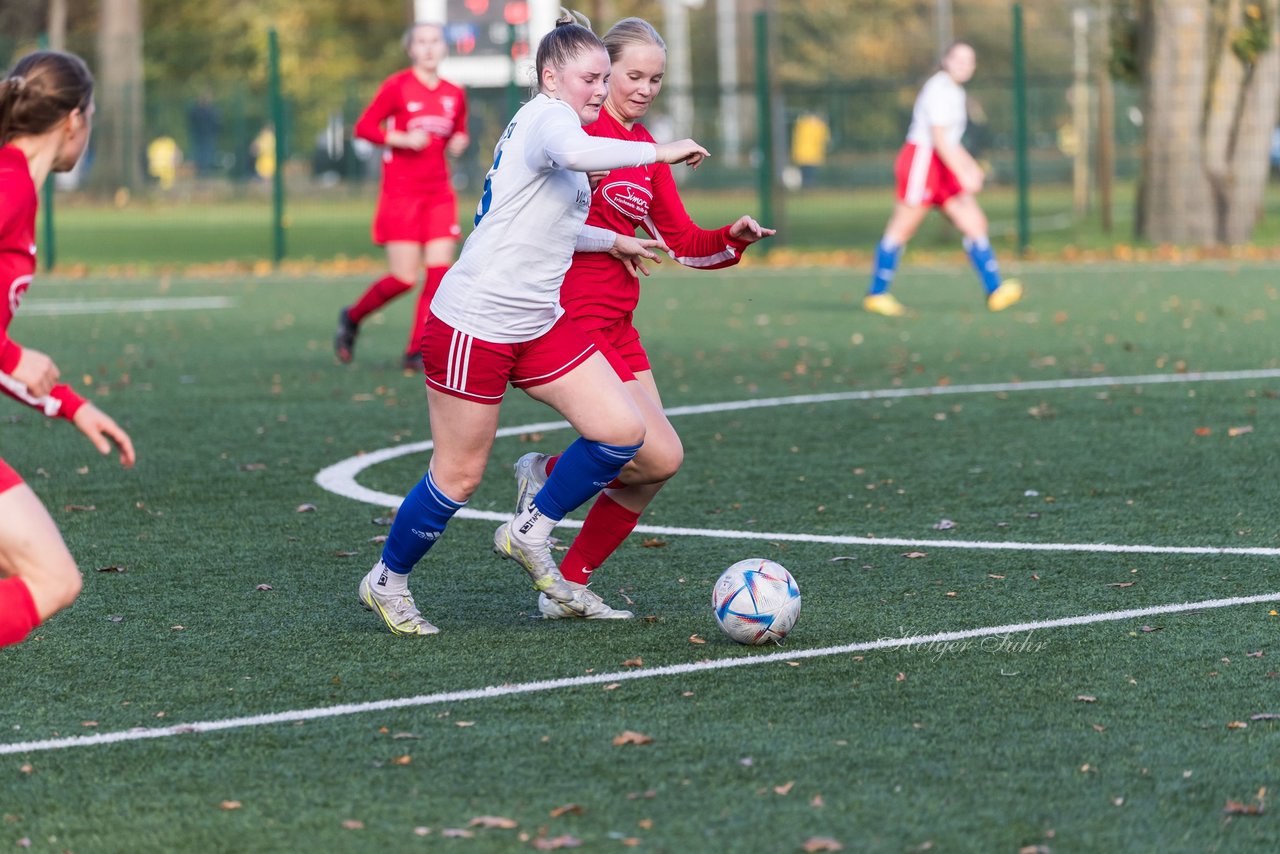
[1119,0,1280,244]
[95,0,145,193]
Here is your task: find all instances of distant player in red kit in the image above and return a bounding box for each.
[334,22,469,369]
[864,41,1021,317]
[0,51,136,650]
[508,17,775,619]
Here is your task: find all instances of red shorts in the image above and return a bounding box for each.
[372,189,461,245]
[0,458,22,495]
[586,316,650,383]
[421,313,597,405]
[895,143,963,207]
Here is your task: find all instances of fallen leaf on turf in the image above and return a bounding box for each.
[622,658,643,668]
[1092,724,1107,733]
[1107,582,1135,588]
[637,819,653,829]
[455,721,475,728]
[1247,651,1265,658]
[238,463,266,472]
[532,835,582,850]
[441,828,474,838]
[549,804,584,818]
[19,764,32,775]
[342,820,364,830]
[641,538,667,548]
[333,550,359,557]
[295,503,316,513]
[391,755,411,765]
[219,801,242,811]
[1250,713,1280,721]
[1075,695,1097,703]
[15,838,30,849]
[988,574,1005,579]
[896,672,906,682]
[1194,427,1212,437]
[95,565,126,573]
[1140,625,1161,632]
[1018,847,1051,854]
[902,551,927,559]
[391,731,419,740]
[828,556,858,562]
[810,794,825,807]
[1227,721,1249,730]
[81,721,98,727]
[413,827,431,836]
[774,781,794,795]
[63,504,95,512]
[469,816,518,829]
[689,634,706,644]
[602,683,620,691]
[370,535,387,543]
[612,731,653,746]
[1228,425,1254,437]
[1223,790,1266,815]
[106,615,123,622]
[932,519,955,530]
[255,584,273,591]
[802,837,844,852]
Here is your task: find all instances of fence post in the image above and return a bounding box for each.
[1012,3,1031,255]
[268,27,287,266]
[753,10,775,246]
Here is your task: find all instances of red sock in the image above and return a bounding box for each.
[347,274,415,324]
[561,493,641,585]
[407,266,448,356]
[0,576,40,648]
[544,455,622,489]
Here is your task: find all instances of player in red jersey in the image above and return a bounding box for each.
[0,51,136,650]
[507,17,775,619]
[334,22,469,369]
[864,42,1021,317]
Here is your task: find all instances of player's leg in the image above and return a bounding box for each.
[503,340,646,616]
[558,368,679,585]
[942,193,1022,311]
[867,144,935,317]
[868,202,929,314]
[0,479,82,648]
[336,241,422,363]
[403,234,457,370]
[358,390,496,636]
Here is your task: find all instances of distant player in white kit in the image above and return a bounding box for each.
[356,12,710,636]
[863,42,1022,317]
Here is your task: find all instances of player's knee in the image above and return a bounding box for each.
[637,438,683,483]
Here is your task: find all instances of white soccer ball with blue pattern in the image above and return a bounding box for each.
[712,558,801,645]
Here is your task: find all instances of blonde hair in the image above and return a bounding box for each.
[535,8,604,91]
[602,17,665,64]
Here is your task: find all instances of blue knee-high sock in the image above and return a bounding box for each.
[963,235,1002,294]
[869,236,902,295]
[532,438,642,521]
[381,470,466,574]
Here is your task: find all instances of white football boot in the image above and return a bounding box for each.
[538,581,634,620]
[493,520,584,613]
[513,452,550,515]
[358,564,439,636]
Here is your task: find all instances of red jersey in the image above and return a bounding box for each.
[0,144,84,420]
[355,70,467,194]
[559,109,752,331]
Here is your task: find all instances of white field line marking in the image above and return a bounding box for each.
[4,592,1276,757]
[315,368,1280,556]
[20,296,236,316]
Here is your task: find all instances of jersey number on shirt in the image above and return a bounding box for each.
[474,121,517,227]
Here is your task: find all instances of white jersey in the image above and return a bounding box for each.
[430,94,657,343]
[905,71,966,148]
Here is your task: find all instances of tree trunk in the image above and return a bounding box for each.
[1138,0,1214,244]
[1205,0,1280,243]
[93,0,144,193]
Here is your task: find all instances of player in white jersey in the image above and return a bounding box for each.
[357,12,709,636]
[863,42,1022,317]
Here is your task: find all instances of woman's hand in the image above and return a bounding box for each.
[655,138,710,170]
[12,347,59,398]
[71,402,136,469]
[728,215,777,245]
[609,234,669,278]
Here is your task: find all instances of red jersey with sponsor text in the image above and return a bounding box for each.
[560,109,750,331]
[355,70,467,194]
[0,144,84,420]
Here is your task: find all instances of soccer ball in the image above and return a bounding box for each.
[711,559,801,645]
